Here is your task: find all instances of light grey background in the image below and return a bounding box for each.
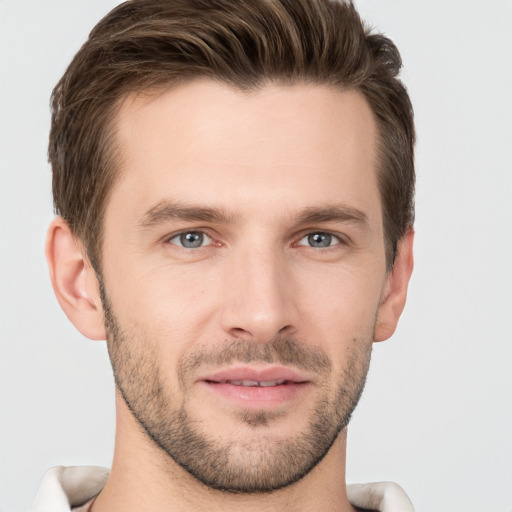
[1,1,511,511]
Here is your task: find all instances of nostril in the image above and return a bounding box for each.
[229,327,252,338]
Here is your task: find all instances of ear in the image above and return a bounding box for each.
[45,217,106,340]
[374,228,414,342]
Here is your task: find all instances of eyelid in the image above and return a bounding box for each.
[294,230,349,248]
[162,228,349,248]
[165,229,215,247]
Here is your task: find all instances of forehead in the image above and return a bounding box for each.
[109,80,380,225]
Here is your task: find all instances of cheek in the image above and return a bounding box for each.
[295,266,383,345]
[109,258,219,329]
[106,267,228,392]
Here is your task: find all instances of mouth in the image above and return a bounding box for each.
[198,366,311,409]
[208,378,290,387]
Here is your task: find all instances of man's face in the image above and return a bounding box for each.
[100,81,387,492]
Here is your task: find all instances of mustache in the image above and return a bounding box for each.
[179,337,332,384]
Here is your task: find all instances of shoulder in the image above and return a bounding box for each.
[347,481,415,512]
[29,466,109,512]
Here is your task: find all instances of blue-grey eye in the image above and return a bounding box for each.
[170,231,210,248]
[298,232,340,248]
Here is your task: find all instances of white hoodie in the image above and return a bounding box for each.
[30,466,415,512]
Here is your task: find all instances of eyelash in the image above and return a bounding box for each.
[167,231,215,249]
[295,231,344,249]
[166,230,347,250]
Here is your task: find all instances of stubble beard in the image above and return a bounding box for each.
[101,287,373,494]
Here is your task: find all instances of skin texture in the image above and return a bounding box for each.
[46,81,414,512]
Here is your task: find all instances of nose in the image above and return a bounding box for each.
[220,246,299,342]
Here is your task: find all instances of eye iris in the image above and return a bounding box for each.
[308,232,331,248]
[180,232,204,248]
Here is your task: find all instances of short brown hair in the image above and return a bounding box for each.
[49,0,415,271]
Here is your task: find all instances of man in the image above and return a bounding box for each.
[31,0,415,510]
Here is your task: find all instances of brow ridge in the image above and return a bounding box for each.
[138,200,238,227]
[137,200,369,229]
[297,205,368,226]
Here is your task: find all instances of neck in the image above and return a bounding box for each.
[92,392,357,512]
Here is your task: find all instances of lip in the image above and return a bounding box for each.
[199,365,311,384]
[197,365,312,410]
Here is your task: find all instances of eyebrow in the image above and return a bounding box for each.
[297,205,368,227]
[137,200,239,228]
[137,200,368,229]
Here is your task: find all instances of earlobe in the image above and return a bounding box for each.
[45,217,106,340]
[374,229,414,342]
